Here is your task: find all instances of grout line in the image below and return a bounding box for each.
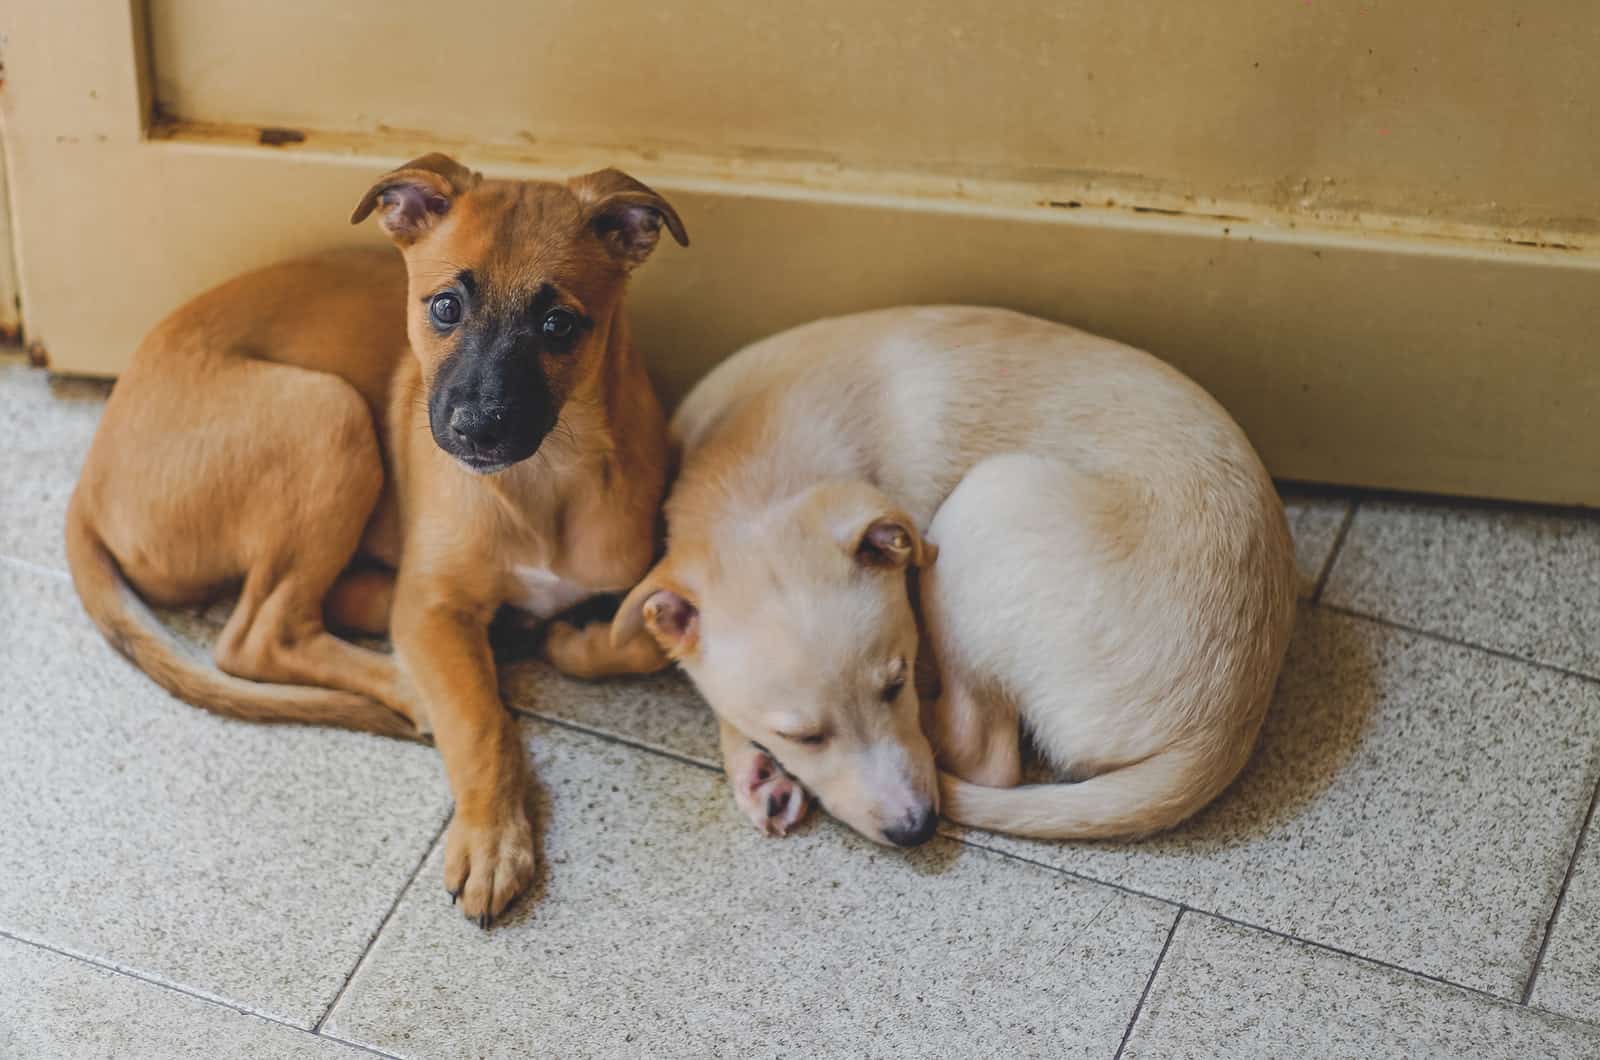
[0,552,71,582]
[312,1030,414,1059]
[1197,908,1543,1013]
[312,810,454,1033]
[508,704,721,774]
[1115,908,1184,1058]
[1309,498,1359,604]
[1522,771,1600,1005]
[940,832,1600,1023]
[0,928,404,1059]
[1200,903,1600,1034]
[939,831,1175,908]
[1318,602,1600,687]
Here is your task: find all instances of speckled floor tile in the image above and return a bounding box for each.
[1530,810,1600,1023]
[0,561,451,1027]
[500,658,720,764]
[324,721,1176,1060]
[0,937,377,1060]
[0,358,109,570]
[955,607,1600,998]
[1278,488,1353,598]
[1323,498,1600,677]
[13,351,1600,1048]
[1122,914,1600,1059]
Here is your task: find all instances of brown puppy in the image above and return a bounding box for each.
[65,154,684,925]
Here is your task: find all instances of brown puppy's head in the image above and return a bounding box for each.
[352,154,687,474]
[616,480,942,847]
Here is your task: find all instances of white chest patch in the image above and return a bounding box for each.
[509,566,592,620]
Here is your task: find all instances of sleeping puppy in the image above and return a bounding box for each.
[605,307,1297,845]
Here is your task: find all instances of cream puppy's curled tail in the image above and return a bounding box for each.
[938,748,1219,840]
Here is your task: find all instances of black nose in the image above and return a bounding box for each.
[449,406,504,448]
[883,804,938,848]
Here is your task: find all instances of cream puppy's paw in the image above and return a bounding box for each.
[729,743,812,836]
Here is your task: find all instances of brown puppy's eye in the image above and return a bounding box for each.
[541,309,577,346]
[429,292,462,327]
[784,731,828,747]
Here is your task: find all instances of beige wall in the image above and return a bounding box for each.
[3,1,1597,504]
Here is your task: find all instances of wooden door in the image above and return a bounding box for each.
[4,1,1598,503]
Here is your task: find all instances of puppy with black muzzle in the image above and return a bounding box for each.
[66,154,685,925]
[594,307,1297,848]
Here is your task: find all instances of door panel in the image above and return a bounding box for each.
[4,1,1599,505]
[147,0,1600,235]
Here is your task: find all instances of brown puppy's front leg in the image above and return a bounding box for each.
[392,593,535,927]
[719,720,811,836]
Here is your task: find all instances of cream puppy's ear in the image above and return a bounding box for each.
[851,516,937,570]
[810,480,938,570]
[612,563,701,658]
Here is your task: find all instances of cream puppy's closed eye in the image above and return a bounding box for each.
[767,659,903,747]
[770,714,828,746]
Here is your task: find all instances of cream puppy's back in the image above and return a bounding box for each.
[674,305,1274,536]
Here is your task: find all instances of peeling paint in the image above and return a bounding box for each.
[257,127,307,147]
[1507,238,1580,252]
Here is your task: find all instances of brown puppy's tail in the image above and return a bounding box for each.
[938,747,1223,840]
[64,498,414,739]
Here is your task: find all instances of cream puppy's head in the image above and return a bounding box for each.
[615,480,942,847]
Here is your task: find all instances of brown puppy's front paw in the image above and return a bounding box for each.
[443,809,535,928]
[731,748,812,837]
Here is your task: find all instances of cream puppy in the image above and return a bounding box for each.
[610,307,1297,846]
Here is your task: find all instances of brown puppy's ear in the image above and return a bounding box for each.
[350,153,482,245]
[846,513,938,571]
[570,168,689,269]
[613,564,701,658]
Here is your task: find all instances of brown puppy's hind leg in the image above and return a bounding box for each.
[214,567,416,728]
[325,567,396,637]
[204,364,420,728]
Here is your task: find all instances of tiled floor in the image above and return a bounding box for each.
[2,353,1597,1058]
